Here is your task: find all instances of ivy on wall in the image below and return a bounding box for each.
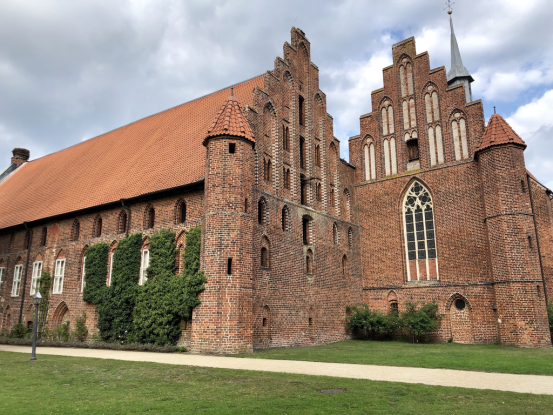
[37,269,52,338]
[133,227,206,345]
[97,232,143,343]
[82,243,109,305]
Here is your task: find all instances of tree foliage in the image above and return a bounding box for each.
[97,233,143,343]
[345,304,397,339]
[400,301,442,342]
[82,242,109,305]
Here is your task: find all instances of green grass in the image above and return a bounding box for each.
[1,351,552,414]
[235,340,553,375]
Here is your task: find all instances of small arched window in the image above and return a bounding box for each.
[299,95,305,125]
[451,113,469,161]
[315,144,321,167]
[93,216,102,238]
[261,247,269,268]
[283,125,290,151]
[381,102,394,135]
[282,206,290,232]
[343,189,351,221]
[333,222,339,245]
[342,255,348,277]
[175,200,187,224]
[300,174,307,205]
[299,137,306,169]
[145,206,155,229]
[118,211,127,234]
[348,227,353,250]
[302,216,312,245]
[428,126,444,166]
[71,220,80,241]
[306,249,313,274]
[316,182,322,202]
[258,199,266,225]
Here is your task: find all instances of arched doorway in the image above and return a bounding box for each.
[448,294,473,344]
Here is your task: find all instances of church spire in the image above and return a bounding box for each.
[446,11,474,102]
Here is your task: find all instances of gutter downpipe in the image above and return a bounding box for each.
[527,174,548,305]
[18,223,33,324]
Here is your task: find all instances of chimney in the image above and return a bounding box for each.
[11,148,30,168]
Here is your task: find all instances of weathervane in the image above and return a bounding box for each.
[445,0,454,14]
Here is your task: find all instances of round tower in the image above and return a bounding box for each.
[191,91,257,354]
[477,114,551,347]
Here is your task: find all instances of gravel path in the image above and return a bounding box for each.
[2,344,552,395]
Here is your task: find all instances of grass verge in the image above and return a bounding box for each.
[1,351,552,414]
[235,340,553,375]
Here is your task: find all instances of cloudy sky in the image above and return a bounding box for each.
[1,0,552,188]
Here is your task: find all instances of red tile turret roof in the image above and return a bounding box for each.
[476,113,527,153]
[204,92,254,144]
[0,75,264,229]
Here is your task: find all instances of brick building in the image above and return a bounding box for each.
[1,22,552,352]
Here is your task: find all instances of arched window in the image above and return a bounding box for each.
[261,237,271,269]
[80,246,88,293]
[343,189,351,221]
[71,219,80,241]
[333,222,339,245]
[300,174,307,205]
[267,159,272,183]
[139,240,150,285]
[258,198,267,225]
[428,126,444,166]
[425,89,441,123]
[306,249,313,274]
[315,144,321,167]
[302,216,312,245]
[298,95,305,125]
[93,216,102,238]
[53,251,66,294]
[282,205,290,232]
[107,242,117,286]
[316,182,322,202]
[381,102,394,135]
[118,210,127,234]
[364,141,376,181]
[403,181,438,281]
[40,227,47,246]
[329,187,335,207]
[399,60,414,97]
[283,125,290,151]
[342,255,348,277]
[175,200,187,224]
[145,206,155,229]
[451,113,469,160]
[383,138,397,176]
[299,137,306,169]
[348,227,353,250]
[409,98,416,127]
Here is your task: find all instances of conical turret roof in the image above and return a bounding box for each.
[476,113,526,153]
[204,91,255,144]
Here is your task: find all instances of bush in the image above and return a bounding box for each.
[72,313,89,342]
[400,301,442,343]
[9,323,26,339]
[346,304,396,339]
[53,323,71,342]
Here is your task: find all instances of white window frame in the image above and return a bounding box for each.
[0,267,4,291]
[139,249,149,285]
[11,265,23,297]
[80,256,86,293]
[53,259,66,294]
[108,252,114,286]
[30,261,43,296]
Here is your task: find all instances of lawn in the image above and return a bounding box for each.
[235,340,553,375]
[1,351,552,414]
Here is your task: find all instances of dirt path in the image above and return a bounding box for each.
[2,344,552,395]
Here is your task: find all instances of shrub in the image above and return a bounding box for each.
[72,313,89,342]
[346,304,396,339]
[400,301,442,343]
[53,323,71,342]
[9,323,26,339]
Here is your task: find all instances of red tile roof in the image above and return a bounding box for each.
[476,113,526,153]
[204,92,254,144]
[0,75,264,229]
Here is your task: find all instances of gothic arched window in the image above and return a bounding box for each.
[403,181,439,281]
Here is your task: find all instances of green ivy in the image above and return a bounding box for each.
[37,269,53,338]
[97,233,143,343]
[133,227,206,345]
[82,242,109,305]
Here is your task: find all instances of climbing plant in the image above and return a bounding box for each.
[82,242,109,305]
[37,269,53,338]
[133,227,206,345]
[97,233,143,343]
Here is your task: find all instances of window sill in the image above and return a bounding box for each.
[261,267,270,271]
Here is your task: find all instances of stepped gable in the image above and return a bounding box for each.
[0,75,264,229]
[204,91,254,144]
[476,113,527,153]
